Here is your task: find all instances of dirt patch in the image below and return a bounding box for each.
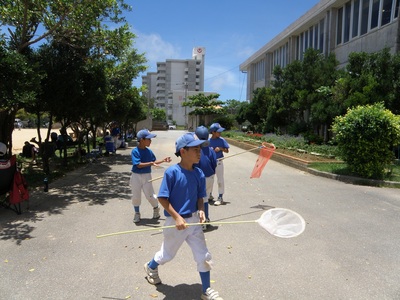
[11,128,73,153]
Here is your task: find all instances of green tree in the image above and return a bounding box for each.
[0,0,131,54]
[223,99,242,115]
[235,101,250,124]
[183,93,225,125]
[0,45,41,150]
[332,103,400,179]
[0,0,135,151]
[272,61,303,127]
[106,47,147,125]
[151,108,166,121]
[336,48,397,111]
[124,89,147,132]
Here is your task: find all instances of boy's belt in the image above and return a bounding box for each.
[180,213,193,218]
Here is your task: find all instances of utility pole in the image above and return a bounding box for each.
[183,81,188,129]
[176,81,189,129]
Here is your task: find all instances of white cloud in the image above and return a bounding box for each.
[205,65,244,100]
[134,31,181,66]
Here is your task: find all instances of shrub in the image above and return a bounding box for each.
[332,103,400,179]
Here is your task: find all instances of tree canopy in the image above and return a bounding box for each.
[0,0,147,156]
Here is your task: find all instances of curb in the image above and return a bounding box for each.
[225,138,400,189]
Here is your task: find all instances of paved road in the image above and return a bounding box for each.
[1,130,399,300]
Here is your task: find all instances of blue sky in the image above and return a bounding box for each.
[127,0,320,102]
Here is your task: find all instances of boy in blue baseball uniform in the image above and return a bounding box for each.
[130,129,171,223]
[195,126,217,230]
[144,132,223,300]
[208,123,229,206]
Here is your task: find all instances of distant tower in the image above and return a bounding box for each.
[142,47,206,126]
[192,47,205,91]
[192,47,205,60]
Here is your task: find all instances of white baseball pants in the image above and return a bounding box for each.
[130,172,158,207]
[212,160,224,195]
[203,175,214,204]
[154,214,212,272]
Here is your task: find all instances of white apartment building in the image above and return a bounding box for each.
[240,0,400,101]
[142,47,206,127]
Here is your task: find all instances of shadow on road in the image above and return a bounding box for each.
[0,152,132,244]
[156,283,203,300]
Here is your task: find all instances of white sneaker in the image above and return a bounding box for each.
[201,287,223,300]
[144,262,161,285]
[214,197,223,206]
[153,207,160,219]
[133,213,140,223]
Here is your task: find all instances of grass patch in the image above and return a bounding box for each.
[309,162,400,182]
[224,131,338,159]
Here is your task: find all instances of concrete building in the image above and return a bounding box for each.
[240,0,400,101]
[142,47,206,127]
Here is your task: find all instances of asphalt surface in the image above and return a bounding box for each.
[1,130,400,300]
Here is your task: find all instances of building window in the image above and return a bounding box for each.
[344,2,352,42]
[371,0,380,29]
[352,0,360,37]
[395,0,400,18]
[361,0,369,35]
[254,59,265,82]
[299,33,304,60]
[296,36,300,60]
[296,18,326,59]
[319,19,325,52]
[337,7,343,44]
[381,0,393,25]
[305,29,309,50]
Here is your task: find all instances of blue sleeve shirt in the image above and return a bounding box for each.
[158,164,206,217]
[131,147,156,173]
[208,137,230,159]
[194,146,217,177]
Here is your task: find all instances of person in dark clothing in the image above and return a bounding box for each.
[22,141,38,163]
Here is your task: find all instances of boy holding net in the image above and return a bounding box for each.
[130,129,171,223]
[208,123,229,206]
[144,132,223,300]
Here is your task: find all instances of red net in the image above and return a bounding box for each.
[250,143,276,178]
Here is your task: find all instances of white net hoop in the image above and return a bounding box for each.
[257,208,306,238]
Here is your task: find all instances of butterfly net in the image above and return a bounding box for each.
[257,208,306,238]
[250,142,276,178]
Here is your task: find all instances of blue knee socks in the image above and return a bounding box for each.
[199,271,210,293]
[134,206,140,213]
[148,259,159,270]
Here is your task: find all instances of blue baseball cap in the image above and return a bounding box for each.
[137,129,156,141]
[195,126,209,140]
[175,132,209,156]
[209,123,225,133]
